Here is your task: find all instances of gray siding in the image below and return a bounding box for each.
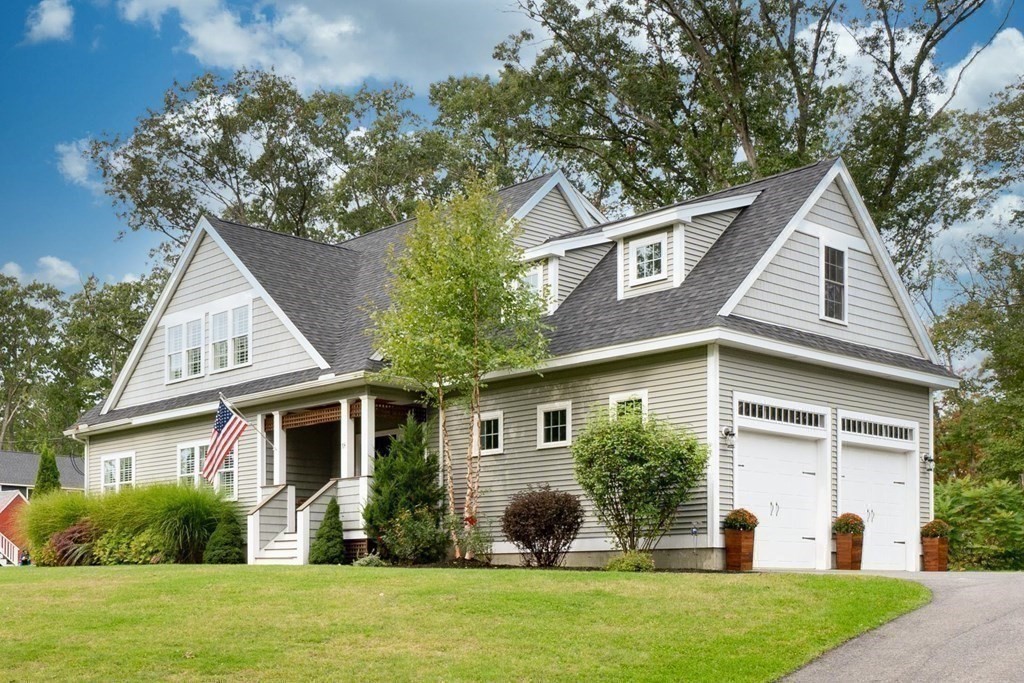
[115,234,320,410]
[732,228,924,357]
[441,350,709,542]
[621,228,676,299]
[558,244,612,303]
[718,348,932,525]
[685,210,739,275]
[807,181,861,238]
[517,188,585,250]
[86,416,260,509]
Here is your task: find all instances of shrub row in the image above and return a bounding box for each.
[936,478,1024,570]
[21,484,242,566]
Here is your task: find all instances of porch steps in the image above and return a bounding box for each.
[253,530,300,565]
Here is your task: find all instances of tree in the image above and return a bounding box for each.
[33,444,61,496]
[371,175,550,556]
[363,416,444,555]
[309,497,347,565]
[0,275,62,450]
[571,409,708,552]
[203,510,246,564]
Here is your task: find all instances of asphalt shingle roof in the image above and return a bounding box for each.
[0,450,85,489]
[77,160,953,429]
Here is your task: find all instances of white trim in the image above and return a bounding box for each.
[615,241,625,300]
[602,192,761,240]
[522,232,609,261]
[511,170,603,228]
[480,410,504,456]
[0,490,27,515]
[835,409,921,572]
[673,223,685,287]
[798,220,869,253]
[718,160,940,364]
[493,531,711,555]
[547,257,560,314]
[273,411,285,486]
[99,452,135,494]
[537,401,572,449]
[706,344,721,546]
[819,240,849,326]
[200,219,331,370]
[929,392,935,521]
[628,232,669,286]
[734,391,830,440]
[256,412,267,487]
[608,388,649,418]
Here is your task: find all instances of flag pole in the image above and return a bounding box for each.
[219,392,276,452]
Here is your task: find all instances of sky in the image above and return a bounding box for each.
[0,0,1022,290]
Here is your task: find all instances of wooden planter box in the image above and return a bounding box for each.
[835,533,863,570]
[725,529,754,571]
[922,537,949,572]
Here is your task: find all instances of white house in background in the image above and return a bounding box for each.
[66,159,957,570]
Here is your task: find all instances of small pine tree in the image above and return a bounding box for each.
[309,497,346,564]
[203,510,246,564]
[363,416,444,551]
[33,445,62,496]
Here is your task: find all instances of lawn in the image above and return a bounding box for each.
[0,566,928,682]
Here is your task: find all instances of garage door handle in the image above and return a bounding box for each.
[802,537,816,541]
[802,471,816,476]
[894,541,906,545]
[893,481,905,485]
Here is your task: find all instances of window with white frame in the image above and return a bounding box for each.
[101,453,134,494]
[177,441,237,500]
[167,318,204,382]
[522,264,543,296]
[609,389,648,418]
[822,245,847,322]
[210,304,252,373]
[630,233,668,285]
[537,401,572,448]
[480,411,503,455]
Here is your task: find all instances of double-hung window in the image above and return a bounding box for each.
[822,245,847,323]
[537,401,572,449]
[609,389,648,419]
[479,411,503,455]
[177,441,237,500]
[522,264,543,297]
[167,318,204,382]
[630,234,668,285]
[101,453,134,494]
[210,304,252,372]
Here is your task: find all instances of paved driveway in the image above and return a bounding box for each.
[785,572,1024,682]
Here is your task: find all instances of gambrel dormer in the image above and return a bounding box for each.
[603,192,760,300]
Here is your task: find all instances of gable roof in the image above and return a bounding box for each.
[0,490,26,515]
[0,450,85,489]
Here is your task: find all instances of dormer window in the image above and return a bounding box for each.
[522,264,543,295]
[630,234,668,285]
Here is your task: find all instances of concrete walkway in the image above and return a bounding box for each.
[785,572,1024,682]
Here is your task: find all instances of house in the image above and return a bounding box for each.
[0,491,28,565]
[0,449,86,499]
[65,158,957,570]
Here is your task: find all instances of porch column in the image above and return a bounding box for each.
[340,399,355,479]
[256,413,267,487]
[360,395,375,478]
[273,411,286,486]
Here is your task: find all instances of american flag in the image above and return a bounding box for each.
[202,400,247,482]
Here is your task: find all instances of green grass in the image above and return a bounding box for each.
[0,566,929,682]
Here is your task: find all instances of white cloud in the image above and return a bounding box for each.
[114,0,531,90]
[934,28,1024,112]
[2,256,81,287]
[55,138,103,194]
[25,0,74,43]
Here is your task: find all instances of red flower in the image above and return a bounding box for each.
[464,516,477,527]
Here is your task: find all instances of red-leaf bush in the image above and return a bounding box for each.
[723,508,759,531]
[832,513,865,535]
[500,486,584,567]
[47,519,99,566]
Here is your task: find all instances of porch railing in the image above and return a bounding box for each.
[247,484,294,564]
[0,530,19,566]
[296,478,364,564]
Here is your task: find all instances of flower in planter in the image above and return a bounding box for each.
[921,519,951,538]
[723,508,758,531]
[832,512,865,535]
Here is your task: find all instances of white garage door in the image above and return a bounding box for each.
[735,431,820,569]
[841,445,910,571]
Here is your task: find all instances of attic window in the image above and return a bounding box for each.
[167,319,204,382]
[522,264,543,295]
[630,234,667,285]
[210,303,252,373]
[822,245,847,323]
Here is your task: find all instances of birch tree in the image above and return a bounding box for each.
[371,176,549,556]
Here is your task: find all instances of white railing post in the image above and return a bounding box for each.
[286,485,296,534]
[297,508,310,565]
[247,511,259,564]
[273,411,286,486]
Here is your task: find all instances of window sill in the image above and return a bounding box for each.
[481,448,504,456]
[536,441,570,450]
[629,272,668,287]
[165,374,205,386]
[818,315,849,327]
[210,360,254,376]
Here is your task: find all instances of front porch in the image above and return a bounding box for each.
[246,394,425,565]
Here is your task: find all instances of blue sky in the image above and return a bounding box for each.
[1,0,1021,290]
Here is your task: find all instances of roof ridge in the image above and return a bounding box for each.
[680,157,838,200]
[205,216,356,253]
